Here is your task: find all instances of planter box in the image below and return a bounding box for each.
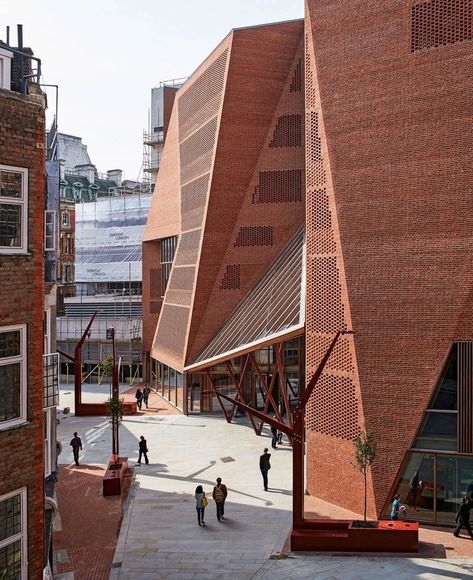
[291,519,418,552]
[75,399,137,417]
[103,455,128,497]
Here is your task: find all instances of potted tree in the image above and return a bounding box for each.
[352,430,377,528]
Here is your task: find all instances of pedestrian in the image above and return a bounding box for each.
[137,435,149,464]
[213,477,228,521]
[135,388,143,410]
[454,497,473,538]
[391,494,401,520]
[142,385,151,409]
[271,425,278,449]
[70,432,82,466]
[195,485,207,526]
[409,470,420,510]
[277,430,283,445]
[260,447,271,492]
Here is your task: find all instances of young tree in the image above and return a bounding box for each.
[354,430,376,522]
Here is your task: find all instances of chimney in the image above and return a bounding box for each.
[107,169,122,187]
[74,164,95,184]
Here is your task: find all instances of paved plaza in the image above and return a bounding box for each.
[56,388,473,579]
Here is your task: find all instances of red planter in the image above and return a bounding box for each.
[291,519,418,552]
[103,455,129,497]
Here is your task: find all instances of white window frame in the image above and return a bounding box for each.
[0,165,28,254]
[0,487,28,580]
[0,47,13,90]
[44,210,56,252]
[61,211,69,227]
[0,323,27,430]
[44,408,52,477]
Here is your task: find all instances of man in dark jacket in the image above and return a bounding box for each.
[70,432,82,466]
[260,448,271,491]
[137,435,149,464]
[454,497,473,538]
[212,477,228,521]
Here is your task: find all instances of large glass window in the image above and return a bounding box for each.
[0,488,26,579]
[413,344,458,451]
[387,452,473,525]
[160,236,178,296]
[0,166,28,253]
[0,325,26,429]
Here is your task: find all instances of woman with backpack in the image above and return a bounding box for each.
[212,477,228,521]
[195,485,207,526]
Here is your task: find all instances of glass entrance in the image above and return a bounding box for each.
[386,451,473,524]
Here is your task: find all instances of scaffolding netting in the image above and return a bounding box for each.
[75,194,152,282]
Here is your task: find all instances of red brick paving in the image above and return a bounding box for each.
[121,386,181,415]
[54,464,131,579]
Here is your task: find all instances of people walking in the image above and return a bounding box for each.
[195,485,207,526]
[142,385,151,409]
[271,425,278,449]
[260,448,271,491]
[391,494,401,520]
[135,388,143,410]
[213,477,228,521]
[137,435,149,464]
[409,470,420,510]
[70,432,82,466]
[277,431,283,445]
[454,497,473,538]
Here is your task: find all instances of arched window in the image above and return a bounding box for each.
[61,211,70,227]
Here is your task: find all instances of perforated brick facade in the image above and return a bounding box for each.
[144,20,305,371]
[305,0,473,518]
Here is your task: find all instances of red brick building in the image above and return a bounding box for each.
[0,42,50,577]
[143,19,306,414]
[144,1,473,525]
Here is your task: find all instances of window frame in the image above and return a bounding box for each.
[0,165,28,254]
[61,211,70,227]
[0,323,27,430]
[0,487,28,580]
[44,210,56,252]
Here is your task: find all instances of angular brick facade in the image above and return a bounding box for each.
[144,20,305,372]
[0,87,46,577]
[305,0,473,517]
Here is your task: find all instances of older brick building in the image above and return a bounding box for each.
[144,1,473,525]
[0,42,52,577]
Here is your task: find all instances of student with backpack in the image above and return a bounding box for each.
[212,477,228,521]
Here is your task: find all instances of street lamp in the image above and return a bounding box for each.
[107,326,120,456]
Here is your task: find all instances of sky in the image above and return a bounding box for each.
[0,0,303,181]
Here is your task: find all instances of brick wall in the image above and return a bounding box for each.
[305,0,473,517]
[0,87,46,577]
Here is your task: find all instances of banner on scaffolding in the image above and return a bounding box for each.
[75,194,152,283]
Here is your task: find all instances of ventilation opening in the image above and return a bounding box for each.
[252,170,302,204]
[411,0,473,52]
[269,115,302,148]
[220,264,240,290]
[234,226,274,247]
[290,58,302,92]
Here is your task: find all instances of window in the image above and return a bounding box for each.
[0,166,28,253]
[160,236,178,296]
[0,488,27,579]
[413,344,458,451]
[44,210,56,251]
[0,324,27,429]
[61,211,70,227]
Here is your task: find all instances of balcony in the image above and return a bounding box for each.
[43,353,59,409]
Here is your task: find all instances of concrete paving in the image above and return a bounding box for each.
[56,387,473,579]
